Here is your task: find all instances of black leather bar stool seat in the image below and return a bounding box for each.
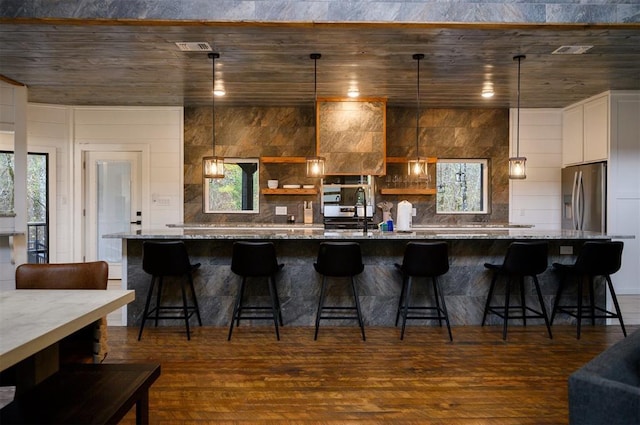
[228,241,284,341]
[395,241,453,341]
[313,242,366,341]
[551,241,627,339]
[138,241,202,341]
[482,241,552,340]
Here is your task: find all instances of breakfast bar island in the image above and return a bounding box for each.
[107,225,621,329]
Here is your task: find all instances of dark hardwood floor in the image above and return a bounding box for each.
[107,324,634,424]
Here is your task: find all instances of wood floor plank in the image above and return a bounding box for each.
[105,325,634,424]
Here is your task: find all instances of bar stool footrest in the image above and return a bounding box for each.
[555,305,621,320]
[487,305,547,321]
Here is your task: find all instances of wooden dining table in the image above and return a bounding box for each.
[0,289,135,387]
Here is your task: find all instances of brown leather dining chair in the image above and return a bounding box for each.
[15,261,110,364]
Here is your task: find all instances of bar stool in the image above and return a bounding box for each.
[138,241,202,341]
[228,241,284,341]
[482,241,552,340]
[395,241,452,341]
[551,241,627,339]
[313,242,366,341]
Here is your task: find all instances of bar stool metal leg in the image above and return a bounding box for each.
[314,277,328,341]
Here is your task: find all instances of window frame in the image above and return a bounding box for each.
[203,157,260,214]
[435,158,490,215]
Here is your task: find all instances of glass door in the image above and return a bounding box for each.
[85,151,141,279]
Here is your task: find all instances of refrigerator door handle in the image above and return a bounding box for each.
[577,171,585,231]
[571,171,579,230]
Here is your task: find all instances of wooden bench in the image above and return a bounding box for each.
[0,363,160,424]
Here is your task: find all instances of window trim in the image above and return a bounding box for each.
[435,158,490,215]
[203,157,260,214]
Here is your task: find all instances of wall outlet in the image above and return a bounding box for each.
[275,206,287,216]
[560,246,573,255]
[412,208,417,217]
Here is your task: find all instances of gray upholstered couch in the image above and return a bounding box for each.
[568,329,640,425]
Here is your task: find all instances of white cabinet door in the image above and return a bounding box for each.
[562,104,584,166]
[583,95,609,162]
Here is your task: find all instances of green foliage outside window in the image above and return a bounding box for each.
[436,159,488,214]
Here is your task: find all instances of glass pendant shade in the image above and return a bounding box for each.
[306,156,325,177]
[408,158,427,177]
[203,156,225,179]
[508,157,527,179]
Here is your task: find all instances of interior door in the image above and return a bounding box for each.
[85,151,142,279]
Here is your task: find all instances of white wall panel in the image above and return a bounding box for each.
[27,104,72,263]
[509,109,563,230]
[72,107,183,259]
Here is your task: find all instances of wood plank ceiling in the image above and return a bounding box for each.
[1,21,639,108]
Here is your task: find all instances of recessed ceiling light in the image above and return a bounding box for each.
[481,89,494,98]
[347,88,360,98]
[552,45,593,55]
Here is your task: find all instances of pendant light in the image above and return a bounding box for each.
[306,53,326,178]
[509,54,527,180]
[408,53,428,177]
[203,52,225,179]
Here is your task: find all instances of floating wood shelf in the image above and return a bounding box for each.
[379,188,437,195]
[262,188,318,195]
[260,156,307,164]
[386,157,438,164]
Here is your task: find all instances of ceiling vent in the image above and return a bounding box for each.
[552,45,593,55]
[175,42,212,52]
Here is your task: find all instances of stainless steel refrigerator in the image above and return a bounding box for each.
[561,162,607,232]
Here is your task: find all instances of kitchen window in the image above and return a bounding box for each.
[203,158,259,214]
[436,159,489,214]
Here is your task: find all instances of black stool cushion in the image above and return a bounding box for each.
[142,241,199,276]
[485,241,548,276]
[314,242,364,277]
[231,241,282,277]
[554,241,623,276]
[398,241,449,277]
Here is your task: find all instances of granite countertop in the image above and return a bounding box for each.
[104,224,631,240]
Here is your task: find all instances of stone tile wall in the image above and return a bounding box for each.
[3,1,638,24]
[184,105,509,225]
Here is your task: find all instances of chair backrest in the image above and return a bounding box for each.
[574,241,624,276]
[401,241,449,277]
[315,242,364,277]
[502,241,548,276]
[15,261,108,290]
[231,241,280,277]
[142,241,193,276]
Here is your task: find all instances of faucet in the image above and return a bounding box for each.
[354,186,368,234]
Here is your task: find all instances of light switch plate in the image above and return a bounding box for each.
[275,206,287,215]
[412,208,417,217]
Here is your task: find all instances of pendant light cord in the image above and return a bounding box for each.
[208,52,219,157]
[413,54,424,159]
[416,56,420,156]
[310,53,321,146]
[513,54,525,158]
[516,55,521,158]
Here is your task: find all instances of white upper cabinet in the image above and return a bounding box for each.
[583,95,608,162]
[562,93,609,166]
[562,103,584,165]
